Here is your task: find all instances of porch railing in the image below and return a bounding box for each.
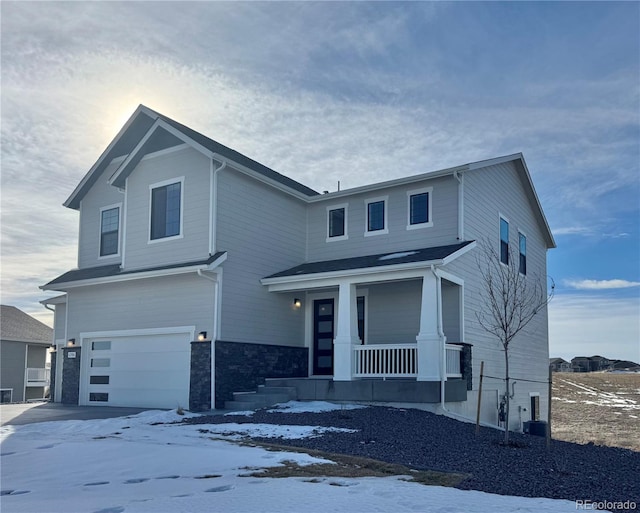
[353,344,417,378]
[445,344,462,378]
[26,367,50,386]
[353,343,464,379]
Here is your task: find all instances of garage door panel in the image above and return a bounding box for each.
[84,331,193,409]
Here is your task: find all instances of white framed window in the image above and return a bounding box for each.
[364,196,388,236]
[518,230,527,275]
[499,215,509,265]
[406,187,433,230]
[326,203,349,242]
[98,203,121,258]
[149,177,184,243]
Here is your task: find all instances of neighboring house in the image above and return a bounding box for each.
[571,356,613,372]
[41,105,555,432]
[549,358,572,373]
[0,305,53,403]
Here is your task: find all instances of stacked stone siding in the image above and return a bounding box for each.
[61,347,81,405]
[189,341,211,412]
[214,341,308,408]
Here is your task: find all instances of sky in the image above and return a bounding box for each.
[1,2,638,362]
[1,403,580,512]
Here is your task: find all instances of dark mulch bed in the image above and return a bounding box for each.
[185,406,640,510]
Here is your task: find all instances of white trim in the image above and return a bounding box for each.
[406,187,433,230]
[326,203,349,242]
[97,203,122,259]
[41,254,227,291]
[364,195,388,236]
[139,143,190,163]
[0,388,14,403]
[121,178,129,268]
[148,176,185,244]
[209,159,214,255]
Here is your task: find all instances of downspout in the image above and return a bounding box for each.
[453,170,464,241]
[209,160,227,255]
[197,268,222,410]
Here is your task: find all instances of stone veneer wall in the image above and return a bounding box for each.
[459,343,473,391]
[189,341,211,412]
[49,351,57,402]
[214,340,308,409]
[61,347,81,405]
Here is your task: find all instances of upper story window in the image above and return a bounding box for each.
[99,205,120,257]
[150,178,183,242]
[500,216,509,265]
[327,203,348,242]
[365,196,388,236]
[407,187,433,230]
[519,231,527,275]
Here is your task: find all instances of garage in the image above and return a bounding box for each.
[82,330,192,409]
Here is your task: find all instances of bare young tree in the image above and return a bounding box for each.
[475,239,554,444]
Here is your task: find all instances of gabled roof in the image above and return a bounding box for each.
[263,241,474,282]
[0,305,53,344]
[42,252,227,291]
[64,105,318,210]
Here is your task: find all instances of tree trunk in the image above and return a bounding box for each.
[504,347,510,445]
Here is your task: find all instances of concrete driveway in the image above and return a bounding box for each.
[0,401,152,426]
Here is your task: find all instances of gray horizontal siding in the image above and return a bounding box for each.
[216,169,307,346]
[66,273,215,342]
[123,147,211,270]
[78,161,125,269]
[446,161,550,425]
[54,304,66,341]
[366,280,422,345]
[1,341,26,401]
[306,175,459,261]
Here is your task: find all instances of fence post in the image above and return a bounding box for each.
[476,361,484,435]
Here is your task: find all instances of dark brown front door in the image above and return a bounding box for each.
[313,299,334,375]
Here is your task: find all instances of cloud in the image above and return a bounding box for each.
[549,294,640,362]
[563,279,640,290]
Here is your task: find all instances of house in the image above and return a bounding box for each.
[571,356,613,372]
[549,357,572,372]
[0,305,53,403]
[41,105,555,431]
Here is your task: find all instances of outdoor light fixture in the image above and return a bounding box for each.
[293,298,302,308]
[67,338,76,347]
[198,331,207,341]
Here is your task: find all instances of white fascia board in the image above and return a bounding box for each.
[210,153,312,201]
[206,252,228,270]
[40,294,67,305]
[42,260,225,292]
[109,119,215,187]
[79,325,196,342]
[261,259,446,292]
[307,164,470,203]
[466,153,522,171]
[442,240,477,265]
[64,105,156,209]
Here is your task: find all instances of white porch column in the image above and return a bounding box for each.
[416,271,444,381]
[333,280,359,381]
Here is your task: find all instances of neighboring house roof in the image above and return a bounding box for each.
[42,252,227,290]
[0,305,53,344]
[264,241,474,281]
[549,358,569,365]
[64,105,318,210]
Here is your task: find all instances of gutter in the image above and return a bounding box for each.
[453,170,464,241]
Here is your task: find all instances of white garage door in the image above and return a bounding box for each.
[83,332,192,409]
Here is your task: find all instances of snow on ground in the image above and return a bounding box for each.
[1,407,582,513]
[559,379,640,411]
[225,400,367,417]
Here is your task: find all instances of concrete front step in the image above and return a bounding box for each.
[225,390,292,411]
[257,385,297,399]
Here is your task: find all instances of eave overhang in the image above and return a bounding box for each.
[41,252,227,292]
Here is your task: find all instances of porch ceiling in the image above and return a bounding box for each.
[261,241,475,291]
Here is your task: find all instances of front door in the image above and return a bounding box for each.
[313,299,334,375]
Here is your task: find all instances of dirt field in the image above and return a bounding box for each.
[552,371,640,452]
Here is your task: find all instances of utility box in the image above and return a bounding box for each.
[523,420,548,437]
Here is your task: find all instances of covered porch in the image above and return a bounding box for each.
[261,242,475,388]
